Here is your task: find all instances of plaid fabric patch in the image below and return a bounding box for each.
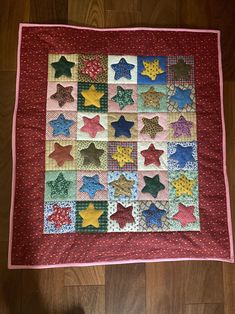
[167,56,194,85]
[167,83,196,112]
[167,112,197,142]
[76,201,108,233]
[46,111,77,140]
[108,141,137,171]
[77,82,108,113]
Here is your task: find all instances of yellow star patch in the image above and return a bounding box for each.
[141,59,164,81]
[79,202,103,228]
[110,174,134,197]
[172,174,196,197]
[81,84,104,108]
[112,145,134,167]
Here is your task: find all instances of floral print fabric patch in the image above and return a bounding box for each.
[45,53,199,234]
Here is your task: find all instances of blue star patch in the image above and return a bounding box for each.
[169,87,193,110]
[79,174,105,199]
[111,115,134,138]
[143,203,166,228]
[170,144,195,168]
[49,114,75,137]
[111,58,135,80]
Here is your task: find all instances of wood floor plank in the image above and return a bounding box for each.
[146,262,185,314]
[105,264,145,314]
[140,0,178,26]
[185,262,224,304]
[185,303,224,314]
[29,0,68,24]
[179,0,235,80]
[0,71,16,242]
[0,241,22,314]
[64,286,105,314]
[222,81,235,314]
[105,10,141,27]
[104,0,140,12]
[21,269,65,313]
[64,266,105,286]
[68,0,105,27]
[0,0,29,70]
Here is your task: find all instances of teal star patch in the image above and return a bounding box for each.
[111,86,134,110]
[51,56,75,78]
[141,174,165,198]
[47,173,71,198]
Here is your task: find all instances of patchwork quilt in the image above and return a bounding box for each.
[9,24,233,268]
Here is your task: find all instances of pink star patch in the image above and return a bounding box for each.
[140,143,164,167]
[172,203,197,227]
[110,203,135,228]
[47,204,72,229]
[80,115,105,138]
[81,57,104,80]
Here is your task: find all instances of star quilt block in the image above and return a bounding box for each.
[9,25,233,268]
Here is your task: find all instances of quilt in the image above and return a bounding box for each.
[8,24,234,268]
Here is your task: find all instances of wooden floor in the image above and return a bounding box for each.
[0,1,235,313]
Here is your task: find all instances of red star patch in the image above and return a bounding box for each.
[173,203,197,227]
[81,57,104,80]
[47,204,72,229]
[80,115,105,138]
[110,203,135,228]
[140,143,164,167]
[49,142,74,166]
[50,83,74,107]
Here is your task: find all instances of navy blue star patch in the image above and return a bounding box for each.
[79,174,105,199]
[111,115,134,138]
[170,144,195,167]
[170,87,193,110]
[143,203,166,228]
[111,58,135,80]
[49,113,75,137]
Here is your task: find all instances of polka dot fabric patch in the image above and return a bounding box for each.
[9,25,233,268]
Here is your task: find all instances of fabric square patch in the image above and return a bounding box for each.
[138,112,168,141]
[108,113,138,141]
[107,201,140,232]
[137,56,167,84]
[138,141,167,170]
[44,201,76,234]
[48,54,78,82]
[45,140,77,171]
[108,141,137,171]
[138,200,171,232]
[138,171,168,200]
[77,112,108,141]
[76,201,108,233]
[47,82,77,111]
[108,84,138,112]
[168,141,198,170]
[168,112,197,142]
[167,83,196,112]
[167,56,194,85]
[168,170,198,203]
[45,170,77,201]
[46,111,77,140]
[108,171,138,201]
[137,84,168,112]
[77,54,108,83]
[77,82,108,113]
[77,141,108,170]
[108,55,137,84]
[77,171,108,200]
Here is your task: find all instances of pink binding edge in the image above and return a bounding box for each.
[8,23,234,269]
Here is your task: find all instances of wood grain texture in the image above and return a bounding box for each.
[105,264,145,314]
[68,0,105,27]
[0,0,29,70]
[185,303,224,314]
[64,266,105,286]
[146,262,185,314]
[30,0,68,23]
[185,262,224,303]
[105,10,141,27]
[223,81,235,314]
